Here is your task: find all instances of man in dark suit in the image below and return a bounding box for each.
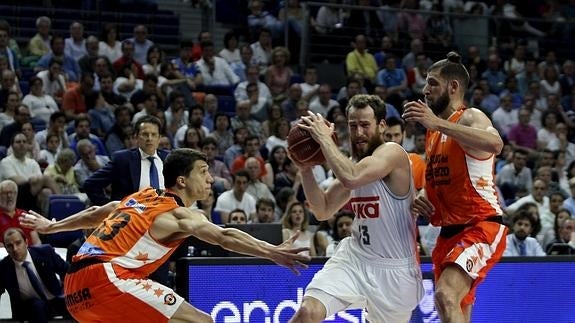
[84,115,169,205]
[0,227,70,322]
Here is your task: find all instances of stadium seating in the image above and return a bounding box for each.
[43,196,86,248]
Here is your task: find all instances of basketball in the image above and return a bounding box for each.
[287,121,338,167]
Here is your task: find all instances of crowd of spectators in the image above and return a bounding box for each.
[0,0,573,254]
[0,1,575,319]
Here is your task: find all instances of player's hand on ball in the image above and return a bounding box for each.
[298,112,335,142]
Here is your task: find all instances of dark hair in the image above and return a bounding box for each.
[233,169,250,182]
[101,23,118,41]
[146,45,162,64]
[346,94,387,124]
[0,20,10,34]
[133,115,162,135]
[28,75,42,86]
[223,30,237,49]
[10,132,25,146]
[163,148,207,188]
[512,210,537,228]
[268,145,287,174]
[245,134,260,145]
[428,51,470,92]
[229,208,247,218]
[169,90,184,105]
[183,127,204,149]
[256,198,275,211]
[45,132,60,143]
[49,111,66,124]
[50,34,64,47]
[201,136,218,148]
[197,30,210,41]
[121,39,134,51]
[259,28,271,36]
[515,202,541,237]
[332,210,355,241]
[385,116,405,131]
[213,112,230,130]
[74,115,91,128]
[554,208,572,240]
[114,105,131,119]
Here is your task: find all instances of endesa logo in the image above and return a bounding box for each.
[349,196,380,219]
[210,288,366,323]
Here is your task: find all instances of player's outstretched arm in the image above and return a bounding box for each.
[169,208,311,275]
[19,201,119,234]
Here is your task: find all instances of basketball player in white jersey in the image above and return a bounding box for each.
[289,94,423,323]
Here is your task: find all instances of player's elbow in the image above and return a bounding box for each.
[338,177,362,190]
[490,136,504,155]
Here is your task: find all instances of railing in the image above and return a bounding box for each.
[300,1,575,66]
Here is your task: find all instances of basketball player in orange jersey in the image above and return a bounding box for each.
[20,149,310,323]
[403,52,508,323]
[289,95,423,323]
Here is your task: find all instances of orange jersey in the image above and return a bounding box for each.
[73,188,185,278]
[425,108,502,226]
[408,153,425,190]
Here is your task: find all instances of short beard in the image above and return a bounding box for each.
[353,134,383,161]
[429,90,450,116]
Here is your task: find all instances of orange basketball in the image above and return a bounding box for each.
[287,121,338,167]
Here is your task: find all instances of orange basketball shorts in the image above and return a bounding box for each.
[64,262,184,323]
[431,221,508,306]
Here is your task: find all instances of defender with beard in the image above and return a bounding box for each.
[403,52,508,323]
[289,94,423,323]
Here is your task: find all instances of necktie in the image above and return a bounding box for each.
[518,241,526,256]
[148,156,160,189]
[22,261,46,300]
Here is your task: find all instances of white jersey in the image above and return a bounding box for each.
[348,176,417,259]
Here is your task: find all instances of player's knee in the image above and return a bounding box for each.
[434,288,458,312]
[292,303,321,323]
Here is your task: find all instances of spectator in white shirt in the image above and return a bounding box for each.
[298,65,320,103]
[250,28,273,75]
[214,170,257,224]
[196,40,239,87]
[234,65,272,103]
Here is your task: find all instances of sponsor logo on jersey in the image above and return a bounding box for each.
[349,196,380,219]
[164,293,177,305]
[124,198,146,213]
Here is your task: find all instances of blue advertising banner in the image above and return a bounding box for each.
[176,257,575,323]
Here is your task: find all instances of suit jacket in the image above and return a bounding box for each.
[84,148,169,205]
[0,244,68,317]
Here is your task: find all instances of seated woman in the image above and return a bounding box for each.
[263,145,287,190]
[281,201,316,256]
